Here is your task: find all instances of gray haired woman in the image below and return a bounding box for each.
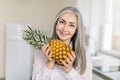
[32,7,92,80]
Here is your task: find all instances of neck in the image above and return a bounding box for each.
[63,40,71,45]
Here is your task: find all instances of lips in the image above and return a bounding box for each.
[59,31,68,37]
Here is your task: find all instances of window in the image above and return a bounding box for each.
[101,0,120,57]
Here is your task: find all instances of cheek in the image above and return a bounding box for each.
[69,28,77,35]
[56,24,63,30]
[56,24,61,34]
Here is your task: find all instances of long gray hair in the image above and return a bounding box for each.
[50,7,86,74]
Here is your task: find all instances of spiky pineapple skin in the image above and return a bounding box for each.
[23,26,72,65]
[49,39,72,65]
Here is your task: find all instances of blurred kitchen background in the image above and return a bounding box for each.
[0,0,120,80]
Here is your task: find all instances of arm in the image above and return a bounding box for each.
[62,48,92,80]
[80,47,92,80]
[64,68,83,80]
[32,50,53,80]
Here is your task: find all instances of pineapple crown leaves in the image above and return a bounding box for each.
[22,26,50,49]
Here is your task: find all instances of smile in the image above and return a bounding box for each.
[59,31,68,37]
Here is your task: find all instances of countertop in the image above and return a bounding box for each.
[92,53,120,80]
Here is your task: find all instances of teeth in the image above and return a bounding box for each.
[49,39,72,65]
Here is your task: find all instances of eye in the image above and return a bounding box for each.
[70,24,75,27]
[59,20,64,24]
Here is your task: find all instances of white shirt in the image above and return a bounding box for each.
[32,48,92,80]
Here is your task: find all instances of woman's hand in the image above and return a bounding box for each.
[41,43,55,69]
[61,51,76,73]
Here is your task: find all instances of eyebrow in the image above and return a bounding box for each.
[59,19,76,25]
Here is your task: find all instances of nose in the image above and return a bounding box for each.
[62,24,68,32]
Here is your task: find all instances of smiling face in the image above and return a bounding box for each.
[56,12,77,45]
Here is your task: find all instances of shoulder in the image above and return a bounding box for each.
[34,49,42,57]
[34,49,44,56]
[82,46,93,80]
[85,46,92,69]
[33,49,45,62]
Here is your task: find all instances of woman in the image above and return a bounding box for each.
[32,7,92,80]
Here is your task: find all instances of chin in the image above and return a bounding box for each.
[59,37,69,41]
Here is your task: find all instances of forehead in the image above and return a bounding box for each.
[59,12,77,23]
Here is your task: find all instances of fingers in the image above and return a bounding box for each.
[41,43,49,53]
[61,51,76,67]
[61,60,69,67]
[41,43,54,62]
[41,43,50,56]
[67,53,73,62]
[62,57,72,68]
[67,51,76,63]
[61,57,73,69]
[45,47,50,57]
[71,51,76,59]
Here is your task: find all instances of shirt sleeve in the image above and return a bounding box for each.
[64,68,83,80]
[32,50,53,80]
[64,47,92,80]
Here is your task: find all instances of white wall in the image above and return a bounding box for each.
[89,0,106,52]
[0,0,63,78]
[77,0,92,34]
[61,0,77,7]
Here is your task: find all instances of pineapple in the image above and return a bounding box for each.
[22,26,72,65]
